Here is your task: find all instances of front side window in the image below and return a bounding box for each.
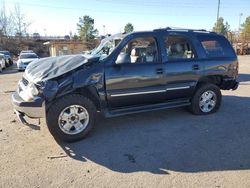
[116,37,158,64]
[164,35,196,61]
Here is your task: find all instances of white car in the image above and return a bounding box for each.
[0,53,6,72]
[17,53,39,71]
[20,50,34,54]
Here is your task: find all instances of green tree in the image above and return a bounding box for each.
[124,23,134,33]
[73,34,79,40]
[212,17,230,36]
[241,16,250,42]
[77,15,98,41]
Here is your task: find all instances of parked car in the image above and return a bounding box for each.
[33,33,40,40]
[0,53,6,72]
[0,50,12,66]
[20,50,35,54]
[16,53,39,71]
[64,35,70,40]
[12,28,239,142]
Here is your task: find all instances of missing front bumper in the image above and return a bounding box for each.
[12,91,45,119]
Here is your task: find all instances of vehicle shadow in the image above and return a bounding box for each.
[239,74,250,83]
[57,95,250,174]
[0,66,19,75]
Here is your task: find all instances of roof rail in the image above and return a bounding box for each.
[153,27,210,33]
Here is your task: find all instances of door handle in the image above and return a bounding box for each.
[192,64,200,70]
[156,68,164,74]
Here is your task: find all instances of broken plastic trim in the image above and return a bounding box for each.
[14,109,29,125]
[14,109,41,126]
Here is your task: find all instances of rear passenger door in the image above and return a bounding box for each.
[162,33,203,100]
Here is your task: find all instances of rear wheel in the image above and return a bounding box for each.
[189,83,221,115]
[9,59,13,66]
[46,94,96,142]
[0,65,2,73]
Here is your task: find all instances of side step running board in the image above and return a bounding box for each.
[106,99,191,117]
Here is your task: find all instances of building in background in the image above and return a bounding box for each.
[44,40,89,56]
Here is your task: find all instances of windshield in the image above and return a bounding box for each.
[0,51,10,56]
[90,34,125,59]
[20,54,38,59]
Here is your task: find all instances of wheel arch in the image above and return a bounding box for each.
[46,85,101,113]
[196,75,223,88]
[73,85,101,112]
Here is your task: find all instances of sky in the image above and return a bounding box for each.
[2,0,250,36]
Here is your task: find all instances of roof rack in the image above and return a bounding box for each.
[153,27,212,33]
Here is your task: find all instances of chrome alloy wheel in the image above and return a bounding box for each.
[199,90,217,113]
[58,105,89,135]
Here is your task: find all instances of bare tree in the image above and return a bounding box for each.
[12,3,31,37]
[0,1,12,36]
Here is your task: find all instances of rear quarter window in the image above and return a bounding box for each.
[198,35,236,58]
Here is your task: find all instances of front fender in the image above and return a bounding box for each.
[44,63,106,110]
[72,65,103,90]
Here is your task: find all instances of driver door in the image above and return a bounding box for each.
[105,35,166,109]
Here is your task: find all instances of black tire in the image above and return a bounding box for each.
[46,94,96,142]
[5,60,10,67]
[189,83,221,115]
[9,60,13,66]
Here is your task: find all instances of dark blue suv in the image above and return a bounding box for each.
[12,28,239,142]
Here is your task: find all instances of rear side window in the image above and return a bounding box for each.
[198,35,235,58]
[201,40,224,58]
[164,35,196,61]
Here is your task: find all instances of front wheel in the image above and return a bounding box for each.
[189,84,222,115]
[46,94,96,142]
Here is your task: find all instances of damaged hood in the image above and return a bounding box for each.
[25,54,99,83]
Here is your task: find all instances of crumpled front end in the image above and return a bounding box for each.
[12,74,45,120]
[12,54,102,122]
